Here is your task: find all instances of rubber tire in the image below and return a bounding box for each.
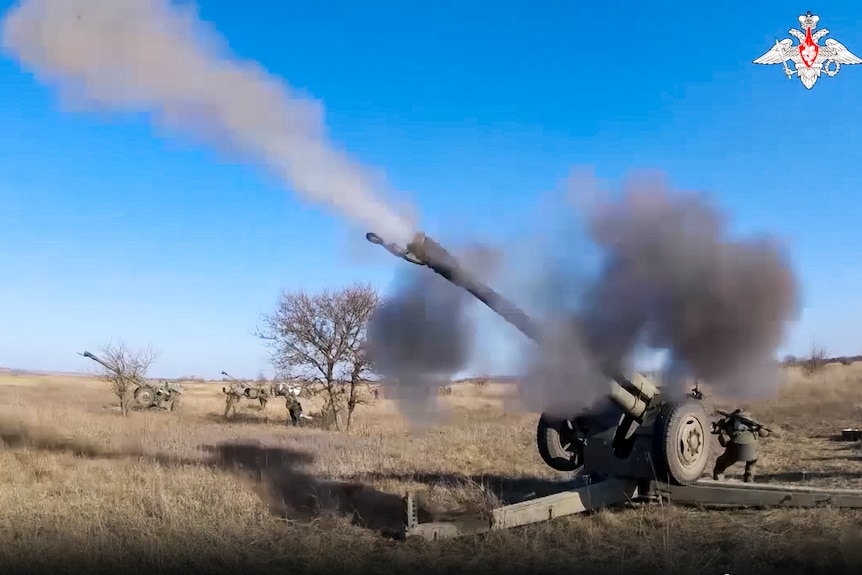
[134,386,155,408]
[244,388,259,400]
[536,413,584,473]
[652,400,711,486]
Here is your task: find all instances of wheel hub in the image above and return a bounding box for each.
[560,419,578,454]
[677,417,705,467]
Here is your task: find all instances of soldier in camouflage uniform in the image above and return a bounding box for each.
[222,383,244,418]
[284,386,303,426]
[710,409,771,483]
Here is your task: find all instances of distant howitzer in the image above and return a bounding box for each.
[79,351,182,411]
[367,231,712,486]
[221,370,271,412]
[220,371,293,416]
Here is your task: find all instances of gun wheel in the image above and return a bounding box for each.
[653,400,711,486]
[536,413,584,473]
[134,386,155,408]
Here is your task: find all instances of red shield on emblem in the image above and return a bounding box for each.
[799,27,819,67]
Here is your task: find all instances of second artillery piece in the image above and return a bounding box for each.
[80,350,183,411]
[221,371,274,413]
[220,371,298,417]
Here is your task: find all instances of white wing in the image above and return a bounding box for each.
[820,38,862,64]
[753,39,795,64]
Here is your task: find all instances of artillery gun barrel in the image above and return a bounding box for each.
[365,231,658,421]
[79,350,147,385]
[80,350,119,374]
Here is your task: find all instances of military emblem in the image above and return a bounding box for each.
[753,11,861,89]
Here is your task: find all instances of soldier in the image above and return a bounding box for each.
[256,385,270,411]
[710,409,771,483]
[223,384,241,418]
[285,386,304,426]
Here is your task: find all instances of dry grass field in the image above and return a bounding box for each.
[1,364,861,575]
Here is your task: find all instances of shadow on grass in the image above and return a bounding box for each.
[199,411,277,425]
[201,439,426,537]
[0,420,187,467]
[0,418,422,538]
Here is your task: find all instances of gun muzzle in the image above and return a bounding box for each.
[366,232,426,265]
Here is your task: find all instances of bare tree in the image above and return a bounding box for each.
[800,342,828,378]
[256,283,380,431]
[89,341,159,416]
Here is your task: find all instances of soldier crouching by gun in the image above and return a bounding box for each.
[710,409,772,483]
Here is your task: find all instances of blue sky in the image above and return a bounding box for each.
[1,1,860,379]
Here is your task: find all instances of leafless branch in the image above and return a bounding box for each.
[255,283,381,431]
[89,340,159,416]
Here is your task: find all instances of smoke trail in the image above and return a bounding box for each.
[0,0,414,244]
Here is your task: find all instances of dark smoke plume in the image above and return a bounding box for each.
[365,246,500,425]
[574,177,799,401]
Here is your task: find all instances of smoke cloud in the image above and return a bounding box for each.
[365,245,500,426]
[577,176,798,398]
[518,174,799,415]
[368,173,800,419]
[0,0,414,245]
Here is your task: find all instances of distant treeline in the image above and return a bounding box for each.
[780,354,862,367]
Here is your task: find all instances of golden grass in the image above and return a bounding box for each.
[1,365,861,574]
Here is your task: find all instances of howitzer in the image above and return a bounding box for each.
[79,351,182,411]
[366,231,711,486]
[220,370,293,417]
[220,370,283,401]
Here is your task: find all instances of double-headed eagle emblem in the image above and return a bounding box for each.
[753,11,861,89]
